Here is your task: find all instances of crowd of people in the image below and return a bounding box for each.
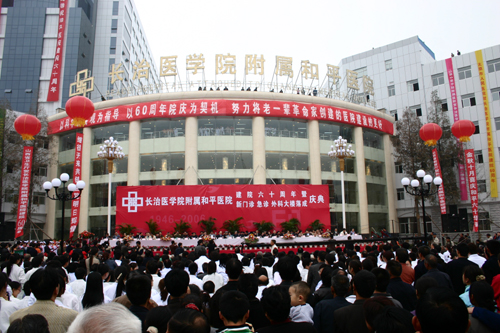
[0,236,499,333]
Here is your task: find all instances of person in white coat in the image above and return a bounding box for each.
[0,272,21,333]
[3,254,25,286]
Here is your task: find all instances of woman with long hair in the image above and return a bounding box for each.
[460,265,485,307]
[103,265,130,301]
[3,254,25,285]
[151,278,169,306]
[85,247,100,274]
[81,272,106,308]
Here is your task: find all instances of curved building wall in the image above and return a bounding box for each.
[46,91,396,238]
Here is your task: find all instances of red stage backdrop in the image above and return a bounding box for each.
[116,185,330,234]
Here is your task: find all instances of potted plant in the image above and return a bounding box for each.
[307,219,325,232]
[173,219,191,235]
[222,217,244,234]
[253,221,274,233]
[199,217,217,234]
[145,219,162,235]
[280,218,300,233]
[117,223,137,237]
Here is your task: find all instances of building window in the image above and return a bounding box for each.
[36,166,47,177]
[495,117,500,131]
[110,37,117,55]
[473,121,480,134]
[4,190,18,203]
[32,192,46,206]
[491,88,500,101]
[461,94,476,107]
[475,150,483,164]
[354,66,367,78]
[477,179,487,193]
[390,110,398,121]
[112,1,119,15]
[458,66,472,80]
[385,59,392,71]
[432,73,445,86]
[407,80,419,92]
[487,59,500,73]
[479,212,491,231]
[397,188,405,201]
[388,85,395,97]
[441,100,448,111]
[395,164,403,173]
[410,105,422,117]
[111,19,118,33]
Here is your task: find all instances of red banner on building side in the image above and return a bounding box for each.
[46,0,68,102]
[465,149,479,232]
[116,185,331,234]
[15,146,34,238]
[69,133,83,238]
[432,148,446,215]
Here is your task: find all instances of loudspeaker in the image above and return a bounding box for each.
[459,208,469,232]
[449,205,458,215]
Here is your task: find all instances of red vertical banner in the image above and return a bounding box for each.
[46,0,68,102]
[432,148,446,215]
[15,146,34,238]
[69,133,83,238]
[465,149,479,232]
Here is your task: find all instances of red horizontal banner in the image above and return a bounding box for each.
[49,99,393,135]
[116,185,331,234]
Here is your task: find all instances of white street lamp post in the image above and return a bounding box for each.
[97,137,124,237]
[401,170,442,244]
[328,136,355,230]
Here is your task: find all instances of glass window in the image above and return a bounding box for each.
[363,130,383,149]
[90,182,127,207]
[367,184,386,205]
[112,1,119,15]
[141,119,185,139]
[322,180,357,204]
[390,110,398,121]
[141,153,185,172]
[32,192,46,206]
[354,67,367,78]
[369,213,388,231]
[318,122,353,142]
[92,157,128,175]
[432,73,444,86]
[407,80,419,92]
[385,59,392,71]
[461,94,476,107]
[265,153,309,171]
[441,100,448,111]
[458,66,472,80]
[395,164,403,173]
[388,85,395,97]
[487,59,500,73]
[474,150,483,164]
[491,88,500,101]
[478,179,487,193]
[495,117,500,131]
[410,105,422,117]
[198,117,252,136]
[111,19,118,33]
[320,155,355,173]
[93,123,129,145]
[365,160,385,177]
[473,121,480,134]
[59,131,81,152]
[264,118,307,138]
[397,188,404,200]
[110,37,117,55]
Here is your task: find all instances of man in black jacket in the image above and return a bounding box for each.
[314,274,351,333]
[446,243,478,294]
[482,240,500,283]
[386,260,417,312]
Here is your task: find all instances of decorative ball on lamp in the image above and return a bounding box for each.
[451,120,475,142]
[14,114,41,141]
[419,123,442,147]
[65,96,95,127]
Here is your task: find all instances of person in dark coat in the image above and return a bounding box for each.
[482,240,500,284]
[446,243,478,294]
[422,254,453,290]
[333,270,377,333]
[386,260,417,312]
[414,245,431,283]
[313,274,351,333]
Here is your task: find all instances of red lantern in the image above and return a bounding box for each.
[14,114,41,141]
[452,120,475,142]
[65,96,95,127]
[419,123,442,147]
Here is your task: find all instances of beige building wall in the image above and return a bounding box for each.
[127,121,140,186]
[308,120,321,185]
[384,134,398,232]
[252,116,266,184]
[184,117,198,185]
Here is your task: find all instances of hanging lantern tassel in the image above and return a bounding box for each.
[14,114,41,141]
[451,120,475,143]
[419,123,442,147]
[65,96,95,127]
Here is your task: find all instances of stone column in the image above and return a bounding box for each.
[308,120,321,185]
[354,127,369,233]
[184,117,198,185]
[384,134,398,232]
[252,116,266,184]
[44,135,59,238]
[127,121,140,185]
[77,127,92,233]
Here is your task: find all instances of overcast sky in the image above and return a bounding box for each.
[134,0,499,81]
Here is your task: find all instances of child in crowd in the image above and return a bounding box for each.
[288,281,313,324]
